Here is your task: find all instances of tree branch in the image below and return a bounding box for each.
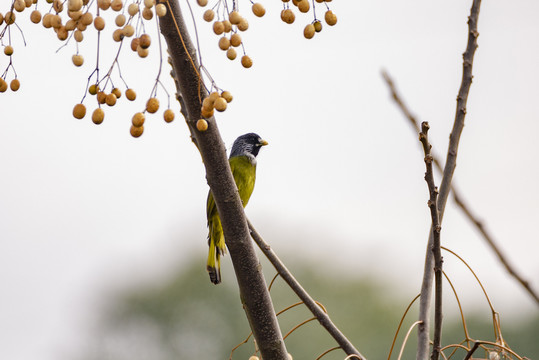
[247,219,366,360]
[158,2,288,358]
[416,2,482,359]
[418,123,443,360]
[382,70,539,306]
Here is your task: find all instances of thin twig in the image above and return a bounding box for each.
[247,219,366,360]
[382,69,539,305]
[398,321,424,360]
[387,293,421,360]
[419,123,444,360]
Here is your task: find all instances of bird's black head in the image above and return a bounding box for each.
[230,133,268,158]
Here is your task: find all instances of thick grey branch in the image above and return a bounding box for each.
[158,2,288,359]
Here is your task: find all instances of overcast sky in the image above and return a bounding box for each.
[1,1,538,359]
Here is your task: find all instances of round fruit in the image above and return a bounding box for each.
[132,112,145,127]
[241,55,253,68]
[163,109,175,123]
[92,108,105,124]
[126,88,137,101]
[304,24,315,39]
[4,45,13,56]
[230,33,241,47]
[0,79,7,93]
[146,97,160,113]
[237,18,249,31]
[130,125,144,138]
[221,91,233,103]
[213,21,224,35]
[228,11,241,25]
[72,54,84,66]
[196,0,208,6]
[127,3,139,16]
[252,3,265,17]
[111,88,122,98]
[137,45,149,58]
[226,48,237,60]
[214,97,227,112]
[10,79,20,91]
[313,20,322,32]
[139,34,151,48]
[142,7,153,20]
[123,24,135,37]
[97,91,107,104]
[94,16,105,30]
[218,36,230,50]
[297,0,309,13]
[222,20,232,32]
[89,84,99,95]
[30,10,42,23]
[281,9,295,24]
[155,3,166,16]
[105,93,117,106]
[325,10,337,26]
[196,119,208,131]
[110,0,123,11]
[73,103,86,119]
[203,9,214,22]
[115,14,126,26]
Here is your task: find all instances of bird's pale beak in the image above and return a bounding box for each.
[259,139,269,146]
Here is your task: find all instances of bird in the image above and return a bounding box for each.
[206,133,268,284]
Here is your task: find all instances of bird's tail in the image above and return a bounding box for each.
[207,220,225,284]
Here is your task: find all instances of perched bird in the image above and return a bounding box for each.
[206,133,268,284]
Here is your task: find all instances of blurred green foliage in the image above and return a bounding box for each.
[83,257,538,360]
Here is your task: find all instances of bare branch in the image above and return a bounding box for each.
[418,123,443,360]
[158,2,288,359]
[247,219,366,360]
[382,70,539,305]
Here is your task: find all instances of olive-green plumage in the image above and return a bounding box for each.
[206,133,268,284]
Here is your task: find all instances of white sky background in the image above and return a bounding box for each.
[1,0,538,359]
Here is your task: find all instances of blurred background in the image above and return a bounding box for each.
[0,0,538,359]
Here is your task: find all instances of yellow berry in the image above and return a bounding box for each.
[214,97,227,112]
[105,93,117,106]
[30,10,42,23]
[297,0,310,13]
[89,84,99,95]
[222,20,232,32]
[281,9,295,24]
[5,12,15,25]
[92,108,105,124]
[123,24,135,37]
[127,3,139,16]
[146,97,160,113]
[130,38,140,51]
[196,0,208,6]
[139,34,151,48]
[325,10,337,26]
[57,26,69,41]
[203,9,214,22]
[241,55,253,68]
[230,33,242,47]
[14,0,26,12]
[97,0,111,10]
[137,45,149,58]
[72,54,84,66]
[74,30,84,42]
[81,12,93,25]
[304,24,315,39]
[221,91,233,103]
[10,79,20,92]
[42,13,53,28]
[252,3,265,17]
[142,7,153,20]
[68,0,83,11]
[237,18,249,31]
[112,29,124,42]
[126,88,137,101]
[115,14,126,26]
[110,0,123,11]
[213,21,224,35]
[0,79,7,93]
[73,103,87,119]
[111,88,122,98]
[130,125,144,138]
[94,16,105,31]
[155,3,166,16]
[132,112,145,127]
[226,48,237,60]
[97,91,107,104]
[228,11,241,25]
[200,107,214,118]
[218,36,230,50]
[196,119,208,131]
[313,20,322,32]
[144,0,155,8]
[4,45,13,56]
[163,109,175,123]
